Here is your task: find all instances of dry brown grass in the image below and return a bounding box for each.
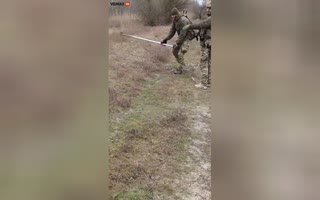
[160,107,188,126]
[109,15,148,35]
[108,16,173,113]
[130,70,146,82]
[109,87,132,110]
[108,32,128,43]
[145,45,171,64]
[124,129,145,141]
[109,107,191,197]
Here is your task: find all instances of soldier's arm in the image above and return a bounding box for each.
[190,17,211,30]
[164,23,176,41]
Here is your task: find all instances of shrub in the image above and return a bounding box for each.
[138,0,190,26]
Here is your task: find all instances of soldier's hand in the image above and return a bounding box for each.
[182,25,191,31]
[161,39,167,44]
[173,44,179,49]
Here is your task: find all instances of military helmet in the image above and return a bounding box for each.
[206,0,211,8]
[171,7,179,16]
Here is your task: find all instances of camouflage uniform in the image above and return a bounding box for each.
[190,16,211,86]
[162,8,193,73]
[184,1,211,88]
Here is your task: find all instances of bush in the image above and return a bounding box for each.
[138,0,190,26]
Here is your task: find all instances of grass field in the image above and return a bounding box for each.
[109,15,211,199]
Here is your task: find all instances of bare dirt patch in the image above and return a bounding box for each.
[176,105,212,199]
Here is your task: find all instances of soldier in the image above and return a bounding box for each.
[183,1,211,89]
[161,8,194,74]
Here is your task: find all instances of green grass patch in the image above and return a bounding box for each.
[109,75,193,196]
[113,188,153,200]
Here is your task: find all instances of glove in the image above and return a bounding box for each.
[161,39,167,45]
[182,24,191,31]
[173,43,179,49]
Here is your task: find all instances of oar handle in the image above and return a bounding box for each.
[120,32,173,48]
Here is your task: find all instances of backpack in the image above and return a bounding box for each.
[182,10,200,41]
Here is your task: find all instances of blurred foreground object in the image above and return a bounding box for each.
[0,0,108,199]
[214,0,320,200]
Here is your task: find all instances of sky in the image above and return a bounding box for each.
[196,0,205,5]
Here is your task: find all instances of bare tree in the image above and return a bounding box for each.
[138,0,191,26]
[191,0,206,19]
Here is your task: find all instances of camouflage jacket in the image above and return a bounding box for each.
[164,14,193,45]
[190,16,211,41]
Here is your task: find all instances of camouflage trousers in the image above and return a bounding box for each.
[172,40,190,70]
[199,44,211,86]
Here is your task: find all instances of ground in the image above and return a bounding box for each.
[109,16,211,199]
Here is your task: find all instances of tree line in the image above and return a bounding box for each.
[109,0,206,26]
